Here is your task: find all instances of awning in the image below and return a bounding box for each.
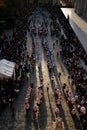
[0,59,15,78]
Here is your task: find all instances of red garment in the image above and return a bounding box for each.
[33,106,37,112]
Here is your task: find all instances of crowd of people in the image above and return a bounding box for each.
[49,5,87,129]
[0,3,87,129]
[0,9,30,110]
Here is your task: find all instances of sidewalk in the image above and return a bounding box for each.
[61,8,87,52]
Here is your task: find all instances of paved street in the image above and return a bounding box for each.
[0,7,83,130]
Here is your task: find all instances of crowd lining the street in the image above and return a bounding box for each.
[0,4,87,129]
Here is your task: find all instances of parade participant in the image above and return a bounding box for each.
[55,85,59,90]
[33,105,38,112]
[62,83,66,89]
[37,97,41,107]
[51,75,54,84]
[25,103,30,111]
[71,97,75,106]
[33,105,38,119]
[71,108,76,116]
[65,86,69,94]
[54,117,64,130]
[57,98,61,107]
[55,108,59,118]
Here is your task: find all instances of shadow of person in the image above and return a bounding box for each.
[47,91,55,121]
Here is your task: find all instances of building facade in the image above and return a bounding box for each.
[71,0,87,20]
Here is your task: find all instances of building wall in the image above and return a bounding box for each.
[28,0,59,5]
[71,0,87,20]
